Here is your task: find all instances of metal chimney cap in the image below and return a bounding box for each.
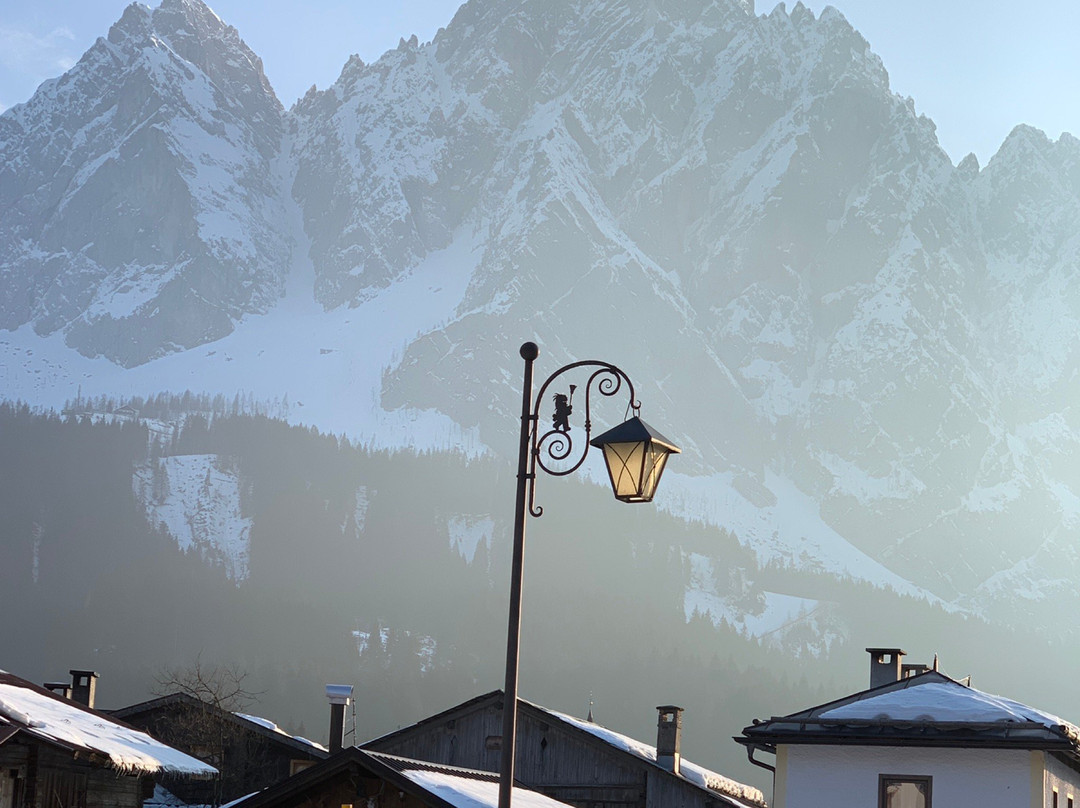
[326,684,353,705]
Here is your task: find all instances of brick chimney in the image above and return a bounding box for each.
[69,670,98,708]
[656,705,683,775]
[866,648,906,689]
[326,684,353,753]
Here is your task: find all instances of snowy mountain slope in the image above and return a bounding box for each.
[5,0,1080,631]
[133,452,252,580]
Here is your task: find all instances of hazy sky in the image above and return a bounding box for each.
[1,0,1077,167]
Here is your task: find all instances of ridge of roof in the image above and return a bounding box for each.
[363,690,764,808]
[361,690,502,747]
[230,747,573,808]
[366,750,500,782]
[110,692,329,758]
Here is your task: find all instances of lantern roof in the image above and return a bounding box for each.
[589,416,681,453]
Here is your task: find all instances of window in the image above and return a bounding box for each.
[1052,788,1058,808]
[289,760,316,776]
[879,775,931,808]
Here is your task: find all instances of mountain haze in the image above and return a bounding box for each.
[4,0,1080,660]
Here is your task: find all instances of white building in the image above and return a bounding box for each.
[737,648,1080,808]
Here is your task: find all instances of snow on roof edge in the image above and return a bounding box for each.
[533,703,764,806]
[234,712,328,752]
[0,681,217,777]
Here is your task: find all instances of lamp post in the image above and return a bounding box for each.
[498,341,680,808]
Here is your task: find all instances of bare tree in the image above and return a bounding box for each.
[149,657,268,807]
[153,656,261,712]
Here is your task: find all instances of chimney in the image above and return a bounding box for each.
[326,684,353,753]
[656,706,683,775]
[43,682,72,699]
[902,663,930,679]
[69,670,98,708]
[866,648,906,689]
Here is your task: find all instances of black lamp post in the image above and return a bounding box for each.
[498,341,680,808]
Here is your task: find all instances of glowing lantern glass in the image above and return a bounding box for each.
[590,416,681,503]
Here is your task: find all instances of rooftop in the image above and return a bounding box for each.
[739,670,1080,754]
[0,672,217,777]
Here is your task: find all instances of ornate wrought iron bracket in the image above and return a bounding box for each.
[525,360,640,517]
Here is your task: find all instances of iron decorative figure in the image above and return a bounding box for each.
[498,341,680,808]
[551,385,575,433]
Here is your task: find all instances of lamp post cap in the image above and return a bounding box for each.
[520,342,539,360]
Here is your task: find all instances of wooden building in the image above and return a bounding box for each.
[229,746,574,808]
[109,692,328,806]
[0,671,215,808]
[362,691,765,808]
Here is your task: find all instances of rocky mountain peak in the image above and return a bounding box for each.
[0,0,290,366]
[108,3,153,44]
[6,0,1080,634]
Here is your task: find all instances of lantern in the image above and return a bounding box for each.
[590,416,680,503]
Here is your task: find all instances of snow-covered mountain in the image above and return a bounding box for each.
[4,0,1080,633]
[0,0,289,367]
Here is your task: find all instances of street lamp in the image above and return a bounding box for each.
[498,341,680,808]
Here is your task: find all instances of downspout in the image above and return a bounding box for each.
[745,743,776,774]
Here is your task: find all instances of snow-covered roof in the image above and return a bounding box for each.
[364,691,765,808]
[819,680,1079,733]
[0,675,217,777]
[538,706,765,807]
[110,692,327,759]
[740,670,1080,753]
[383,757,572,808]
[234,712,327,753]
[227,747,574,808]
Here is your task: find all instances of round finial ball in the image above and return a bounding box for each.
[520,342,539,360]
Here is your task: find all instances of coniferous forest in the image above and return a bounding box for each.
[0,400,1072,790]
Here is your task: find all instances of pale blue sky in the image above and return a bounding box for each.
[1,0,1076,167]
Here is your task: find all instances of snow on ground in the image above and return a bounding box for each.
[447,515,494,564]
[684,553,816,632]
[816,450,926,505]
[350,487,369,534]
[143,783,211,808]
[683,552,841,654]
[0,212,487,455]
[353,626,437,672]
[132,454,251,581]
[658,468,947,603]
[0,682,215,776]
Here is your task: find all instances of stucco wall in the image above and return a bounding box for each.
[775,745,1035,808]
[1043,753,1080,807]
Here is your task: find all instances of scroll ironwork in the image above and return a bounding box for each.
[526,361,639,517]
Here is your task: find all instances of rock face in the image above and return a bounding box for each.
[0,0,289,366]
[4,0,1080,625]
